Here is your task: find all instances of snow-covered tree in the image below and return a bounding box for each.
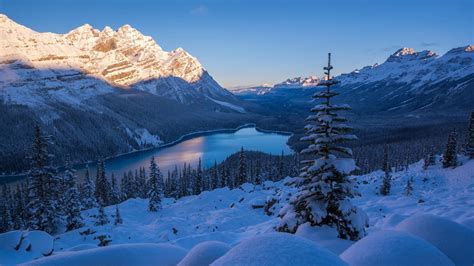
[466,112,474,159]
[193,158,203,195]
[423,146,436,170]
[148,156,162,212]
[211,161,218,190]
[63,159,84,231]
[95,159,111,205]
[380,145,391,196]
[277,54,368,240]
[81,166,98,210]
[26,125,59,234]
[114,205,123,225]
[95,204,109,226]
[110,172,120,204]
[404,177,413,196]
[237,147,247,186]
[0,184,12,233]
[442,130,458,168]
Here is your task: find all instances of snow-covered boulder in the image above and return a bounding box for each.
[23,243,187,266]
[178,241,230,266]
[295,223,353,254]
[211,233,347,266]
[340,230,454,266]
[0,230,54,265]
[396,214,474,266]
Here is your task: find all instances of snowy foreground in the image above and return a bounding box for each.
[2,160,474,265]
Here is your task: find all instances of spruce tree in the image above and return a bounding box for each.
[114,205,123,225]
[277,54,367,240]
[95,159,111,205]
[95,204,109,226]
[442,130,458,168]
[211,161,218,190]
[110,173,120,204]
[193,158,203,195]
[465,112,474,159]
[423,145,436,170]
[237,147,247,186]
[63,160,84,231]
[26,125,59,233]
[380,145,391,196]
[404,177,413,196]
[0,184,12,233]
[148,156,162,212]
[81,166,98,210]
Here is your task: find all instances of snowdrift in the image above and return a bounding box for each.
[340,230,454,266]
[211,233,347,266]
[396,214,474,265]
[178,241,230,266]
[22,243,187,266]
[0,230,54,265]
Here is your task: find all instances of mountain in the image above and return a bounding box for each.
[0,14,257,173]
[239,45,474,115]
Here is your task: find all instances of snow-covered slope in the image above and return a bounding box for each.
[3,158,473,265]
[273,76,320,89]
[0,14,236,104]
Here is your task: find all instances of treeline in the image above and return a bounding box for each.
[0,126,299,234]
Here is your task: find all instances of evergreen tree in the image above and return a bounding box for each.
[237,147,247,186]
[114,205,123,225]
[193,158,203,195]
[12,185,26,230]
[423,145,436,170]
[26,125,59,234]
[110,173,120,204]
[380,145,391,196]
[0,184,12,233]
[63,159,84,231]
[148,156,162,212]
[95,204,109,226]
[95,159,110,205]
[442,130,458,168]
[219,164,227,188]
[81,166,98,210]
[211,161,218,190]
[404,177,414,196]
[277,54,367,240]
[465,112,474,159]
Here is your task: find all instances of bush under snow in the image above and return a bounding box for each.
[340,230,454,266]
[0,230,54,265]
[178,241,230,266]
[396,214,474,266]
[211,233,347,266]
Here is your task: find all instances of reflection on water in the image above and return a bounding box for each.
[76,127,292,178]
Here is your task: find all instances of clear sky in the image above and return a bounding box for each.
[0,0,472,88]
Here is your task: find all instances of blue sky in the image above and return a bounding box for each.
[0,0,472,87]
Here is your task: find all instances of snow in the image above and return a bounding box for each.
[177,241,230,266]
[206,96,246,113]
[0,230,54,265]
[22,243,187,266]
[340,230,454,266]
[211,233,347,266]
[396,214,474,265]
[4,158,474,264]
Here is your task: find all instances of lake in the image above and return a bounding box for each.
[75,126,293,179]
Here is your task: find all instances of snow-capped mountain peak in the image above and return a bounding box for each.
[386,47,437,63]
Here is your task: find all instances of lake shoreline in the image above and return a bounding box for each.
[0,124,293,184]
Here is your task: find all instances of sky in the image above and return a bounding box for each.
[0,0,472,88]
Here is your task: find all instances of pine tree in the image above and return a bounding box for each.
[95,204,109,226]
[211,161,218,190]
[95,159,110,205]
[193,158,203,195]
[81,166,98,210]
[12,185,26,230]
[423,145,436,170]
[114,205,123,225]
[442,130,458,168]
[26,125,59,233]
[465,112,474,159]
[380,145,391,196]
[277,54,367,240]
[219,164,227,188]
[404,177,413,196]
[63,159,84,231]
[237,147,247,186]
[148,156,162,212]
[110,173,120,204]
[0,184,12,233]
